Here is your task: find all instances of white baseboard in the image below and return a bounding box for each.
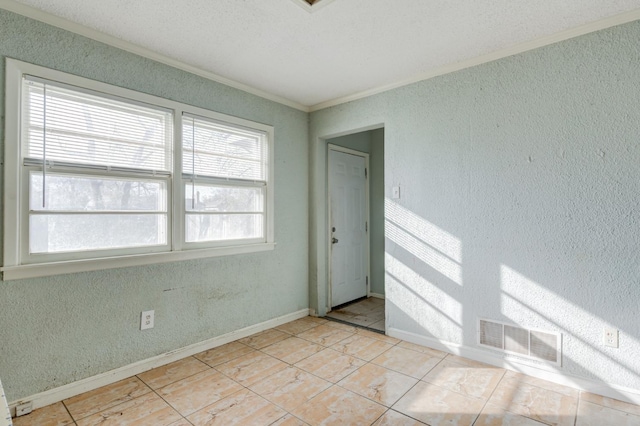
[369,293,385,299]
[388,327,640,406]
[9,309,310,417]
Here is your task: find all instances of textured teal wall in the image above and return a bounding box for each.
[0,9,309,400]
[310,21,640,391]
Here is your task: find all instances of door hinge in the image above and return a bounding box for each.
[365,221,368,232]
[365,168,367,178]
[366,276,368,287]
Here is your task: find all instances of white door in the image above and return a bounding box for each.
[329,147,368,307]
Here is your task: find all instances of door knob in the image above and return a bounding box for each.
[332,237,339,244]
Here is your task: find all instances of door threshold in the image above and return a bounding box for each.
[330,296,367,312]
[324,316,385,335]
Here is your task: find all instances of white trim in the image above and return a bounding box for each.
[1,243,276,280]
[327,144,370,309]
[388,327,640,406]
[0,0,308,112]
[3,59,276,280]
[4,59,21,268]
[369,293,385,299]
[308,9,640,112]
[8,308,310,417]
[3,1,638,113]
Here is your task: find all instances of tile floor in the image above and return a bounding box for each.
[326,297,385,331]
[13,316,640,426]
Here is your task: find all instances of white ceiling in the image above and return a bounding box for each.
[8,0,640,109]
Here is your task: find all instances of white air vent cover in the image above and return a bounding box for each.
[478,318,561,366]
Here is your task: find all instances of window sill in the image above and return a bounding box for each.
[1,242,276,281]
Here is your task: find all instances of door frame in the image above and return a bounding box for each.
[327,143,371,312]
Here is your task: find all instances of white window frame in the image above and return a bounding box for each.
[2,59,275,280]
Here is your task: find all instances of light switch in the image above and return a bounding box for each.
[392,186,400,199]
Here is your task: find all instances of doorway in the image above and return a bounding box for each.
[325,128,385,331]
[328,146,369,307]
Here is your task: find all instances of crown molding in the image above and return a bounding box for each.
[309,9,640,112]
[0,0,310,112]
[2,0,639,114]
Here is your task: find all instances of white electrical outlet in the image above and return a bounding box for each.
[141,310,154,330]
[392,186,401,199]
[603,327,618,348]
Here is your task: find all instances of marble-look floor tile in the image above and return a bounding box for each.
[296,325,354,347]
[76,392,181,426]
[422,358,505,400]
[12,402,73,426]
[323,321,358,333]
[167,419,193,426]
[138,357,210,390]
[291,386,386,426]
[330,334,394,361]
[393,381,485,426]
[276,318,323,335]
[261,337,325,364]
[249,367,331,411]
[270,414,310,426]
[338,363,418,407]
[576,400,640,426]
[63,377,151,420]
[325,312,357,322]
[372,409,426,425]
[187,388,285,426]
[157,369,243,416]
[194,341,254,367]
[475,403,548,426]
[306,317,328,325]
[501,371,578,398]
[580,391,640,416]
[295,348,365,383]
[488,374,578,426]
[215,351,287,386]
[397,341,447,359]
[239,329,289,349]
[372,346,441,379]
[444,354,495,369]
[355,328,399,345]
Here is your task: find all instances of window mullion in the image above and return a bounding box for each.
[173,108,184,252]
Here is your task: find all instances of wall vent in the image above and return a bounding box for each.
[478,318,561,366]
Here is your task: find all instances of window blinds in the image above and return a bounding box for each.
[23,76,173,174]
[182,113,268,182]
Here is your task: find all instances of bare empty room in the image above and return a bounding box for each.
[1,1,640,425]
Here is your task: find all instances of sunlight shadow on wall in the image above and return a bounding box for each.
[385,253,462,341]
[500,264,640,388]
[385,199,462,285]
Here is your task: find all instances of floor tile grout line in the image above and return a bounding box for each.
[136,355,213,392]
[146,384,190,425]
[467,366,507,426]
[577,393,640,417]
[31,315,640,425]
[60,398,75,424]
[480,371,558,426]
[64,376,156,422]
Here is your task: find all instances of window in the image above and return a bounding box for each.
[182,114,268,245]
[3,59,274,280]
